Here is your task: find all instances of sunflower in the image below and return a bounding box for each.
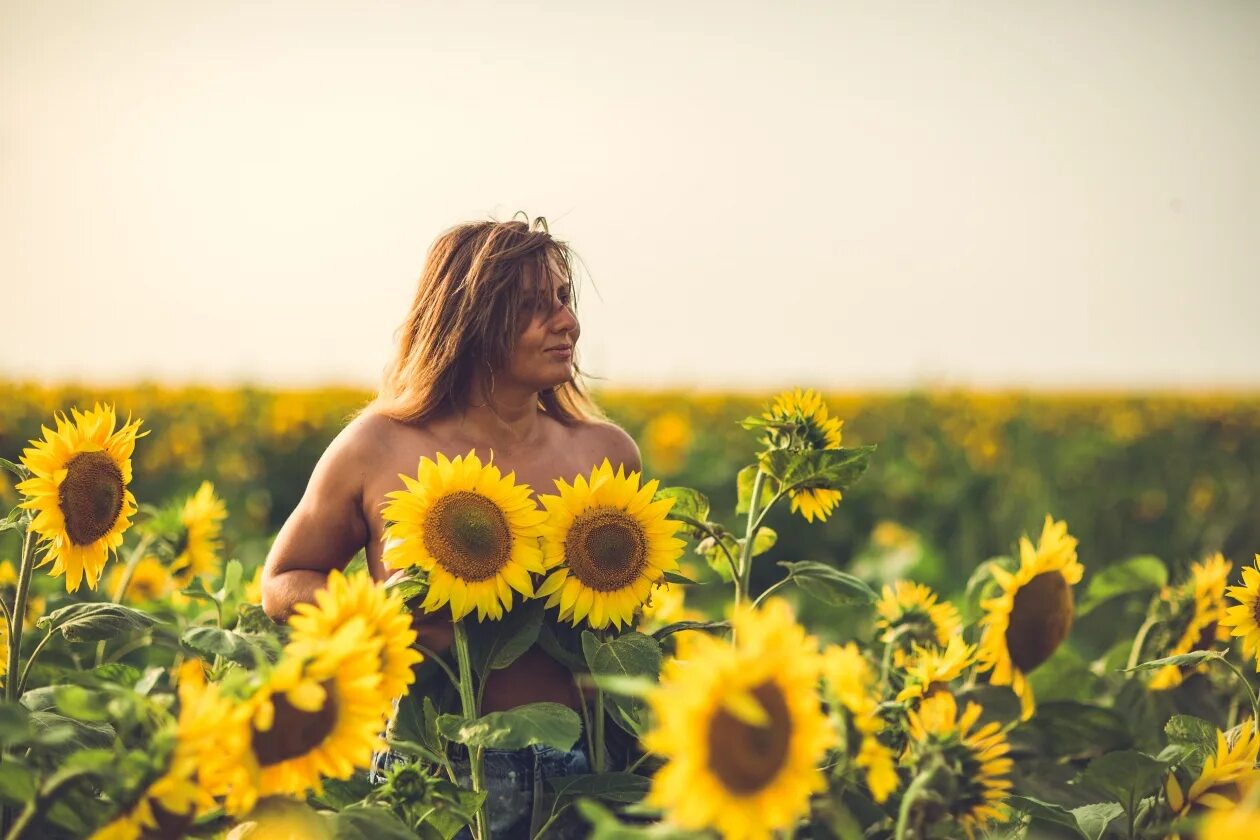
[643,599,834,840]
[107,555,176,603]
[218,620,392,815]
[92,661,247,839]
[1149,552,1232,690]
[1222,554,1260,672]
[1166,720,1260,816]
[875,580,963,668]
[1199,801,1260,840]
[822,642,899,803]
[638,580,704,633]
[905,692,1013,840]
[287,569,423,706]
[896,636,978,704]
[760,388,845,523]
[977,515,1083,720]
[168,481,228,585]
[537,459,685,631]
[16,404,147,592]
[380,450,547,622]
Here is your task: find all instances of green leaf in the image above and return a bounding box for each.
[334,805,416,840]
[749,526,777,558]
[655,487,709,524]
[779,561,877,606]
[0,762,36,806]
[1006,795,1078,830]
[1027,648,1104,705]
[550,772,649,804]
[736,466,776,515]
[0,457,28,481]
[661,571,698,585]
[0,507,25,534]
[437,702,581,751]
[1079,555,1168,616]
[0,702,32,743]
[1072,802,1123,840]
[582,632,662,736]
[53,686,112,722]
[235,602,280,636]
[38,602,159,643]
[469,600,543,677]
[1123,650,1221,673]
[758,446,874,495]
[582,632,663,686]
[181,626,268,667]
[1073,750,1166,811]
[218,558,243,600]
[575,799,694,839]
[1165,714,1217,754]
[651,620,727,641]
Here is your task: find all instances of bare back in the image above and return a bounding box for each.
[263,408,641,713]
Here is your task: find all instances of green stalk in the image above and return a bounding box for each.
[452,620,487,840]
[1216,655,1260,734]
[6,528,37,703]
[594,685,606,773]
[737,469,767,604]
[1124,612,1160,671]
[94,532,156,667]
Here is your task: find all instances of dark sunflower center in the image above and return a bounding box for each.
[1193,620,1218,652]
[139,799,195,840]
[564,508,648,592]
[1005,571,1074,673]
[1252,599,1260,628]
[58,451,125,546]
[894,608,939,646]
[252,680,339,766]
[422,492,512,582]
[706,681,793,795]
[798,417,831,449]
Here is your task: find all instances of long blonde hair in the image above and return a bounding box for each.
[363,215,604,426]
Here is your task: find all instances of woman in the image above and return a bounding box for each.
[261,215,640,838]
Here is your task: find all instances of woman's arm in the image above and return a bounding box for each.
[261,422,371,623]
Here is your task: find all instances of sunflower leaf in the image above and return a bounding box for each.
[651,620,728,641]
[582,632,662,736]
[1071,802,1124,840]
[1072,750,1166,811]
[758,446,875,495]
[661,571,698,585]
[0,458,28,481]
[0,507,25,534]
[749,527,777,558]
[779,561,877,606]
[1122,650,1221,673]
[335,805,420,840]
[436,702,581,751]
[655,487,709,525]
[468,599,544,676]
[180,626,270,668]
[1078,555,1168,617]
[549,772,649,804]
[37,602,159,643]
[735,465,777,515]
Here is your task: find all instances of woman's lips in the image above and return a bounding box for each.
[545,346,573,359]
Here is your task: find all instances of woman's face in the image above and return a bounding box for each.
[504,259,580,392]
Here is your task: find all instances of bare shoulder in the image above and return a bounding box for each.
[572,419,642,473]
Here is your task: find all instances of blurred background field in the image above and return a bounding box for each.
[3,382,1257,604]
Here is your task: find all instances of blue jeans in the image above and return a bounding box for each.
[370,743,591,839]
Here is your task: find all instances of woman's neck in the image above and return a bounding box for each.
[449,384,546,454]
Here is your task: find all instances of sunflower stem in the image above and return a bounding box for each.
[894,757,942,840]
[753,577,792,610]
[594,685,607,773]
[95,532,155,667]
[737,470,768,605]
[1124,611,1160,672]
[1215,654,1260,734]
[6,526,37,703]
[452,620,487,840]
[14,631,53,698]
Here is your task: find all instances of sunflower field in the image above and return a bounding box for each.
[0,384,1259,839]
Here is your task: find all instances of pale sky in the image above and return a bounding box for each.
[3,1,1259,390]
